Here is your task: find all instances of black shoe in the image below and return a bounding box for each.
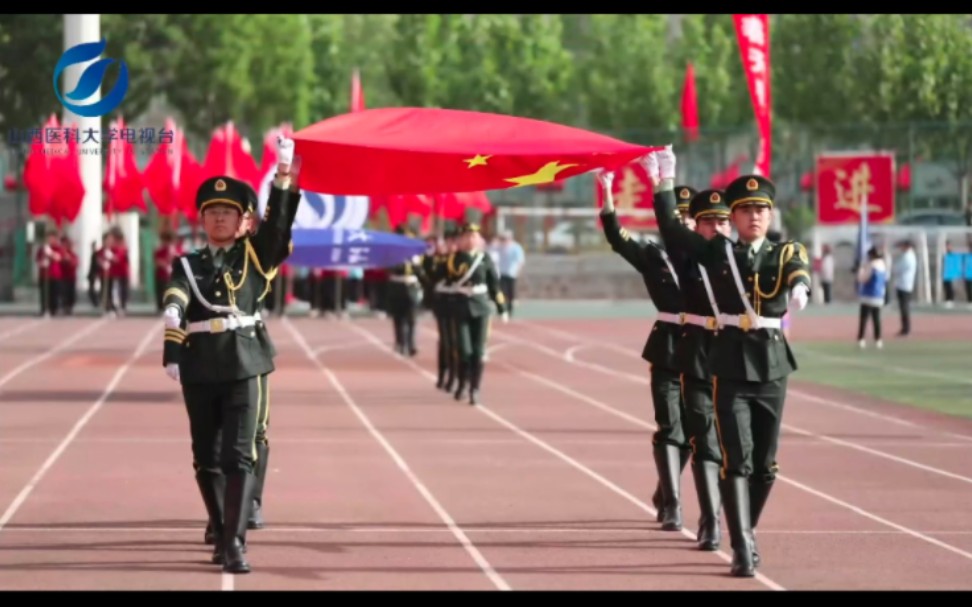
[692,461,722,551]
[468,358,483,406]
[749,477,774,567]
[653,444,684,531]
[721,475,756,577]
[651,447,689,522]
[221,472,255,574]
[248,443,269,530]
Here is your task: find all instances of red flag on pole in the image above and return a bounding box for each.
[350,68,365,112]
[681,62,699,142]
[293,107,661,196]
[733,14,772,178]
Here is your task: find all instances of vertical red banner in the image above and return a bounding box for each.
[733,14,771,178]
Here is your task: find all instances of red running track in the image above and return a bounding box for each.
[0,314,969,590]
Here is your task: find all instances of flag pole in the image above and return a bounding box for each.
[63,14,104,299]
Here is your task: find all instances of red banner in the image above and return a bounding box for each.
[815,152,896,225]
[733,14,771,178]
[594,160,657,230]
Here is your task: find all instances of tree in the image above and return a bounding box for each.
[0,14,63,136]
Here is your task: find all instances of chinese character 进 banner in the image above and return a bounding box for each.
[815,152,896,225]
[733,14,771,178]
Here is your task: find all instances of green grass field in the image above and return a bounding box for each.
[792,340,972,419]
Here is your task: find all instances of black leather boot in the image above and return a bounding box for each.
[653,444,683,531]
[221,472,255,574]
[749,478,774,567]
[692,461,722,551]
[453,359,467,401]
[195,470,224,563]
[468,358,482,405]
[651,447,689,522]
[721,475,756,577]
[248,443,269,530]
[436,340,447,389]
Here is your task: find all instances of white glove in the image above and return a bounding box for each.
[639,153,660,182]
[163,305,182,330]
[597,169,615,191]
[277,135,295,167]
[165,363,180,382]
[789,284,809,311]
[657,145,676,180]
[501,312,510,323]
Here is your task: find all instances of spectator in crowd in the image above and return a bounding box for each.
[893,240,916,336]
[857,245,888,349]
[494,230,524,318]
[817,244,834,304]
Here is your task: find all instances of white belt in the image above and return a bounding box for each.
[435,283,455,293]
[718,313,782,331]
[682,313,719,330]
[188,313,262,334]
[456,284,488,296]
[656,312,682,325]
[390,275,419,284]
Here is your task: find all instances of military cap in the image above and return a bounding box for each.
[725,174,775,211]
[443,226,459,239]
[459,222,480,234]
[196,176,256,215]
[689,189,730,219]
[675,185,698,210]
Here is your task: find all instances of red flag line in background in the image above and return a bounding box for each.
[733,14,772,178]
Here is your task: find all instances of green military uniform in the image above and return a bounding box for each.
[671,188,733,552]
[599,186,695,533]
[386,226,424,356]
[422,232,453,390]
[654,173,812,577]
[162,174,300,574]
[445,223,506,405]
[437,231,463,393]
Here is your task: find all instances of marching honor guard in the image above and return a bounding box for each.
[670,188,734,551]
[422,231,452,389]
[447,223,507,405]
[386,225,425,356]
[161,136,301,574]
[650,146,811,577]
[597,171,692,533]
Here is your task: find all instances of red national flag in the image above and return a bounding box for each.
[23,114,60,219]
[49,122,86,226]
[203,122,261,191]
[681,62,699,142]
[293,107,660,196]
[103,116,146,216]
[733,14,772,178]
[143,118,181,216]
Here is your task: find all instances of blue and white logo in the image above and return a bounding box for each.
[258,168,370,229]
[53,38,129,118]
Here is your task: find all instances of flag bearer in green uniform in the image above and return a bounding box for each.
[447,223,507,405]
[596,171,693,533]
[423,231,452,389]
[673,188,734,552]
[437,229,462,393]
[649,146,811,578]
[386,225,424,356]
[162,137,301,574]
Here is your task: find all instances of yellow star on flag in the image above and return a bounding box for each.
[504,160,578,187]
[464,154,491,168]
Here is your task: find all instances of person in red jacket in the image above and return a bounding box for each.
[154,231,181,312]
[36,231,63,316]
[59,235,78,315]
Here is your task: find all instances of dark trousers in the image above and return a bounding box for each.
[713,376,786,482]
[39,276,59,315]
[821,281,832,304]
[896,289,911,335]
[183,377,260,476]
[434,308,452,386]
[392,305,417,354]
[650,366,686,448]
[500,275,516,316]
[681,374,722,465]
[857,304,882,341]
[455,312,489,395]
[944,281,955,302]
